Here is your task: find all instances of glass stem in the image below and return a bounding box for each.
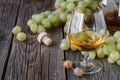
[81,52,93,72]
[83,53,89,61]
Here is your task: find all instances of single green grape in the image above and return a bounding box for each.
[32,14,37,19]
[88,51,96,59]
[30,24,38,33]
[106,43,116,52]
[109,50,120,62]
[34,14,44,23]
[60,13,67,22]
[44,11,52,16]
[27,19,36,27]
[111,51,120,60]
[42,19,51,29]
[16,32,27,41]
[102,44,110,56]
[113,31,120,40]
[67,3,76,11]
[47,14,57,23]
[37,25,46,34]
[97,48,105,58]
[105,37,115,44]
[60,39,70,50]
[60,2,67,10]
[12,26,22,35]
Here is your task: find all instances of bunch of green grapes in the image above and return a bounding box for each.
[52,0,77,23]
[27,0,103,34]
[27,10,60,34]
[55,0,102,15]
[58,0,103,33]
[76,0,102,14]
[54,0,77,14]
[103,31,120,65]
[80,31,120,66]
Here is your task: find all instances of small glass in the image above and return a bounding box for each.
[67,9,107,74]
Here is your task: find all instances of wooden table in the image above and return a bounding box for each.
[0,0,120,80]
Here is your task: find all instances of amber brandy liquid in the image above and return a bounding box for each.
[69,31,106,51]
[105,11,120,33]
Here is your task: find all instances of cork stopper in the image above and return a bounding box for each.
[37,32,53,46]
[42,36,52,46]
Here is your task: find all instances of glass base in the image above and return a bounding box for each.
[80,59,103,74]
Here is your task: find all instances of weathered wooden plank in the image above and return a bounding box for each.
[4,0,66,80]
[4,0,45,79]
[0,0,20,80]
[48,27,66,80]
[41,26,65,80]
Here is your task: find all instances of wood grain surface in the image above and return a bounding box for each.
[0,0,20,79]
[0,0,120,80]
